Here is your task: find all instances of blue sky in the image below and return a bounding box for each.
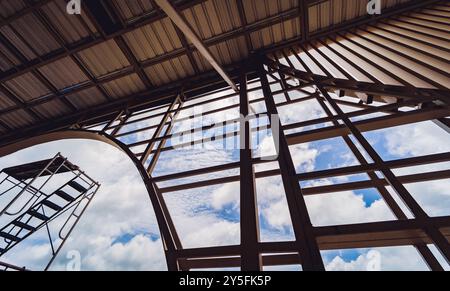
[0,90,449,270]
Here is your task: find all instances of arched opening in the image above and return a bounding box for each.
[0,130,167,270]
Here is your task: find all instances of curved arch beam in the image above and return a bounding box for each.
[0,129,179,270]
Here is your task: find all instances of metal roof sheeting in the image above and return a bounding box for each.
[0,91,15,110]
[112,0,155,21]
[309,0,411,33]
[77,39,130,77]
[145,55,195,86]
[41,0,98,44]
[103,74,146,99]
[124,19,183,61]
[34,99,71,119]
[9,13,60,56]
[0,110,34,129]
[67,87,106,110]
[0,41,21,70]
[0,0,27,19]
[4,73,51,102]
[0,0,447,132]
[38,57,89,91]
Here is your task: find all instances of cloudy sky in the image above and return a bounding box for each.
[0,87,449,271]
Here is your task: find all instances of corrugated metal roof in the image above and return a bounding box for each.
[4,73,51,102]
[144,56,195,86]
[41,0,98,43]
[9,13,60,56]
[0,24,37,61]
[112,0,155,21]
[0,41,21,70]
[250,18,300,50]
[103,73,146,99]
[0,110,34,129]
[309,0,411,33]
[0,0,27,19]
[67,87,106,110]
[0,91,15,110]
[243,0,297,22]
[38,57,89,90]
[124,19,183,61]
[77,39,130,77]
[34,98,71,119]
[0,0,446,134]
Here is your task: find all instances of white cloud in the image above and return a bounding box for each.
[305,191,394,226]
[0,140,165,270]
[382,121,450,217]
[325,246,429,271]
[383,121,450,157]
[261,199,291,229]
[211,183,239,210]
[78,234,166,271]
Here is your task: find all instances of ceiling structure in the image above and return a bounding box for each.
[0,0,447,144]
[0,0,449,271]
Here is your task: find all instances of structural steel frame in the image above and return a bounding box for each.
[0,0,449,271]
[0,57,449,270]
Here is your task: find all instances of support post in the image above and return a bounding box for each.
[258,61,325,271]
[239,71,262,271]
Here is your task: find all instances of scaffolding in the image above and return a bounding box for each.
[0,153,100,271]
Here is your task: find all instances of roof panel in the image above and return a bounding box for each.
[144,54,196,86]
[309,0,412,33]
[153,18,182,52]
[124,18,183,62]
[103,74,146,99]
[77,39,130,77]
[34,99,71,119]
[250,18,299,50]
[192,50,213,72]
[112,0,154,21]
[144,65,165,86]
[0,109,34,129]
[0,0,26,19]
[184,3,213,39]
[4,72,51,102]
[0,25,36,61]
[0,42,21,71]
[124,26,160,61]
[0,91,15,110]
[67,87,106,110]
[41,0,98,44]
[9,13,60,56]
[38,57,89,91]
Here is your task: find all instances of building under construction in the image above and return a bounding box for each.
[0,0,449,271]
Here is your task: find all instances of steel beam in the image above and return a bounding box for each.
[154,0,239,92]
[258,60,324,271]
[239,71,262,271]
[317,86,450,264]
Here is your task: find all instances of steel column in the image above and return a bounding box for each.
[258,61,325,271]
[239,71,262,271]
